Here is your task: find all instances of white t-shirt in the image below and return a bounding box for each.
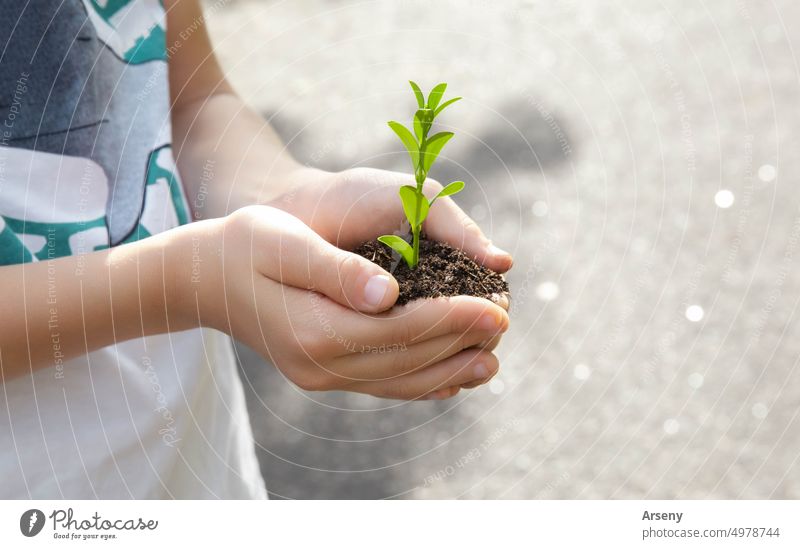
[0,0,266,498]
[1,330,266,499]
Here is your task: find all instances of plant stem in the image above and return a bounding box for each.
[412,211,421,267]
[411,181,424,268]
[411,134,427,269]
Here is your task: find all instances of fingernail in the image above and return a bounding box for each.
[474,363,489,379]
[479,312,500,331]
[364,274,391,307]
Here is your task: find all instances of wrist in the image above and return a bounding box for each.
[163,218,226,332]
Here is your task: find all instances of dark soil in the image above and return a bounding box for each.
[353,236,509,306]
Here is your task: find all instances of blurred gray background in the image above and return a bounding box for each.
[204,0,800,498]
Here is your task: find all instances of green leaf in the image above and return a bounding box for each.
[429,180,465,206]
[413,111,423,141]
[427,83,448,111]
[378,235,415,268]
[409,81,425,109]
[387,121,419,168]
[399,185,430,227]
[421,131,454,173]
[434,96,461,117]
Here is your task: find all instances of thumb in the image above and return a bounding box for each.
[308,242,400,313]
[254,208,400,313]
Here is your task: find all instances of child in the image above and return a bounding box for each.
[0,0,512,498]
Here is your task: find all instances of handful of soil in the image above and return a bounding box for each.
[353,236,509,306]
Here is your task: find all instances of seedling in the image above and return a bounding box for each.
[378,81,465,269]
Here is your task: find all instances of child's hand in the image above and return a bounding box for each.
[268,167,514,274]
[266,166,513,391]
[177,206,508,400]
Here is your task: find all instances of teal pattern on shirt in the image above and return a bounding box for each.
[0,0,190,267]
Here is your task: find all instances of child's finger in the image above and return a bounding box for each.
[327,325,501,383]
[477,333,503,351]
[348,349,499,400]
[420,386,462,400]
[325,295,509,351]
[460,361,499,388]
[424,191,513,273]
[493,292,510,310]
[233,206,400,313]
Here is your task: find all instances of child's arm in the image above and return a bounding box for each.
[0,227,189,380]
[166,0,297,220]
[1,210,506,398]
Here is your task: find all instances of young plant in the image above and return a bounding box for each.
[378,81,465,269]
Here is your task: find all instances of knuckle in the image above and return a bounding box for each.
[286,321,342,364]
[336,253,363,301]
[281,363,315,391]
[292,329,322,355]
[224,205,286,249]
[227,205,260,228]
[224,207,254,240]
[288,366,332,392]
[389,319,415,346]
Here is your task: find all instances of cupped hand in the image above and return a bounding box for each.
[267,167,513,392]
[179,206,508,400]
[268,167,513,274]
